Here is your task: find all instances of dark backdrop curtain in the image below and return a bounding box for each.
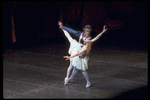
[59,1,84,30]
[3,1,148,49]
[58,1,137,33]
[3,1,15,47]
[59,1,148,49]
[38,1,59,38]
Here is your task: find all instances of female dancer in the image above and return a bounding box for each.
[60,28,84,85]
[62,25,107,87]
[58,21,92,87]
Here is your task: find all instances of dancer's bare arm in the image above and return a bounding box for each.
[61,29,73,43]
[90,25,107,43]
[64,46,87,60]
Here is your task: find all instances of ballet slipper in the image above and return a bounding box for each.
[86,82,91,88]
[63,78,73,83]
[64,77,69,85]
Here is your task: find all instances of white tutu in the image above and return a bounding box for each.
[68,39,89,71]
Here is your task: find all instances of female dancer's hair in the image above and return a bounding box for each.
[80,38,84,44]
[80,37,92,54]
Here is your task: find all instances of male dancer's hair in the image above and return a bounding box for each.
[83,25,92,33]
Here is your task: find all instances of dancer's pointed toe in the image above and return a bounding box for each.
[86,82,91,88]
[64,77,69,85]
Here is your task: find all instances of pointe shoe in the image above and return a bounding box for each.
[86,82,91,88]
[64,77,69,85]
[63,78,73,83]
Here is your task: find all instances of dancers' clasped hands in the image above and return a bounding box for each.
[58,21,63,28]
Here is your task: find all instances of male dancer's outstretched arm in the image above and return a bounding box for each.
[58,21,82,37]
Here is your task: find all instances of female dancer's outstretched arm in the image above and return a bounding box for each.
[90,25,107,43]
[61,28,73,43]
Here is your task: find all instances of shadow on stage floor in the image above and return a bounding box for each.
[113,86,148,99]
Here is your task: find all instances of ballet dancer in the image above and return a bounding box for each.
[58,21,92,84]
[62,25,107,87]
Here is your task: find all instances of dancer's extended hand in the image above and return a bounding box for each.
[103,25,107,32]
[58,21,63,28]
[63,56,70,60]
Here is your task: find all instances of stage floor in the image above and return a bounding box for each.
[3,42,148,99]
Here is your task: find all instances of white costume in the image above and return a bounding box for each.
[68,39,89,71]
[61,27,91,87]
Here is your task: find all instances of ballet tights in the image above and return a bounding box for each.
[69,67,78,80]
[69,67,90,84]
[81,70,90,83]
[66,64,73,79]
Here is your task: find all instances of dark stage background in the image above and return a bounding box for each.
[3,1,148,50]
